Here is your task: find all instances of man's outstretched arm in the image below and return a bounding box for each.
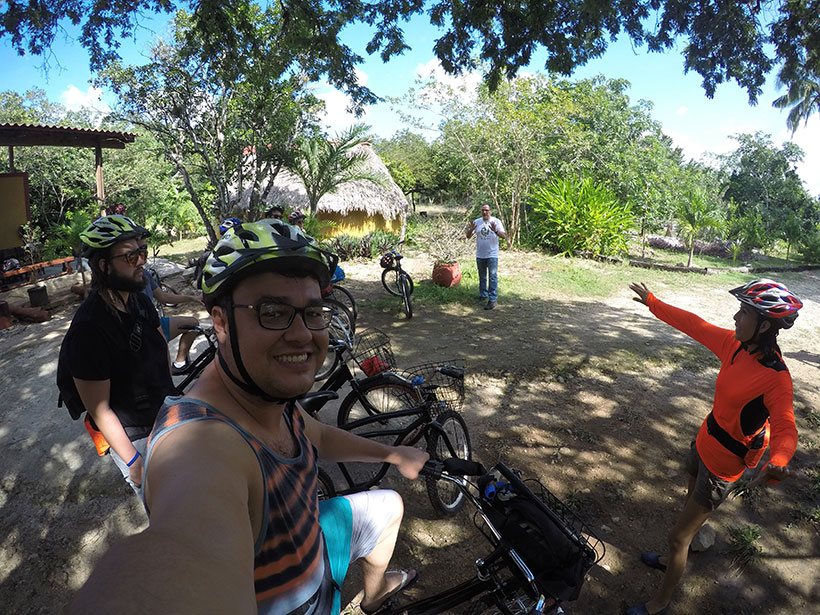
[69,421,259,614]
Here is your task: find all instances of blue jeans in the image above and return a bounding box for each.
[476,257,498,302]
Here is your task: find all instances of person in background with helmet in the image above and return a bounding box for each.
[626,279,803,615]
[265,204,285,220]
[288,209,306,229]
[219,216,243,236]
[70,220,427,615]
[58,215,176,494]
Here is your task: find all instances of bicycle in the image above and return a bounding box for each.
[315,299,358,381]
[173,325,218,392]
[380,241,414,319]
[358,457,605,615]
[313,360,470,516]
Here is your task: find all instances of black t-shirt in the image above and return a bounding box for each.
[63,290,175,435]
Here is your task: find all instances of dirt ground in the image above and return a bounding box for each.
[1,250,818,614]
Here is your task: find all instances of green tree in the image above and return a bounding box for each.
[101,9,317,244]
[290,124,382,215]
[4,1,820,120]
[721,132,817,250]
[773,68,820,133]
[373,130,439,209]
[675,188,725,267]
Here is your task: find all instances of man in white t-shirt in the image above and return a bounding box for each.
[466,204,506,310]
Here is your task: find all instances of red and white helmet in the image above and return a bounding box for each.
[729,279,803,328]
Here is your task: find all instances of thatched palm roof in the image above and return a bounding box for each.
[251,143,409,221]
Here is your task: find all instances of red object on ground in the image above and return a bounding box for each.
[432,262,462,287]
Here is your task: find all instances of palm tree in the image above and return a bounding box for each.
[291,124,383,215]
[675,191,725,267]
[773,70,820,133]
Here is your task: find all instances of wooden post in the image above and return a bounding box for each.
[7,145,14,172]
[95,141,105,209]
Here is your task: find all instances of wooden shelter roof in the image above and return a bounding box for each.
[0,123,136,149]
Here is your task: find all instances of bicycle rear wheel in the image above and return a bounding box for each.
[381,267,415,297]
[336,377,418,426]
[326,284,357,323]
[400,274,413,319]
[425,410,471,515]
[314,346,342,382]
[317,468,336,500]
[325,298,355,342]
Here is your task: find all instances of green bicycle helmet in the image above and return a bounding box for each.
[201,219,338,300]
[80,215,150,251]
[200,219,339,404]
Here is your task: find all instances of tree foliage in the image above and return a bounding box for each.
[0,88,197,256]
[100,9,318,243]
[3,1,820,121]
[721,132,818,251]
[291,124,381,215]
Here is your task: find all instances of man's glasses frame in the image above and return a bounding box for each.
[233,301,333,331]
[111,245,149,267]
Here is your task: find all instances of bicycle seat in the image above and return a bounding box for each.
[296,390,339,416]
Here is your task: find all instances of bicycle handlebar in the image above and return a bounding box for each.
[421,458,485,479]
[437,365,464,379]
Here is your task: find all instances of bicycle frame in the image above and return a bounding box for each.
[174,326,217,392]
[331,404,458,496]
[378,463,560,615]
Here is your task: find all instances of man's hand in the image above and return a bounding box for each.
[490,221,497,232]
[388,446,429,480]
[629,282,651,305]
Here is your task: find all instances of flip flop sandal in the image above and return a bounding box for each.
[360,569,419,614]
[640,551,667,572]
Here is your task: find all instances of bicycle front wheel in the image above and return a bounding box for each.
[381,267,403,296]
[400,274,413,319]
[426,410,472,515]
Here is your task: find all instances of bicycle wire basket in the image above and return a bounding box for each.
[399,359,465,412]
[351,328,396,377]
[475,465,605,604]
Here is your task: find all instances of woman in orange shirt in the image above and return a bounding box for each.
[626,279,803,615]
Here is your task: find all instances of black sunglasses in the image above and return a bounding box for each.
[111,245,148,267]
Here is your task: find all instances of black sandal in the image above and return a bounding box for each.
[640,551,667,572]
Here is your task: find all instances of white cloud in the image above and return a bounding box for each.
[313,71,372,133]
[676,106,688,116]
[59,85,111,115]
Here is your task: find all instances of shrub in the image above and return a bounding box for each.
[799,228,820,263]
[412,215,469,264]
[529,176,634,256]
[324,230,399,261]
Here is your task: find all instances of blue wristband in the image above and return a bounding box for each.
[126,451,141,467]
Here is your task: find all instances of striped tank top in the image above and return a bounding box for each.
[146,397,324,613]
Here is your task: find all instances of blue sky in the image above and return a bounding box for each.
[2,11,818,195]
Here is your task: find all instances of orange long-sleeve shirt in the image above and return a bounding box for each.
[646,293,798,482]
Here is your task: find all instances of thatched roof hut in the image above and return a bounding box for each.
[249,143,408,236]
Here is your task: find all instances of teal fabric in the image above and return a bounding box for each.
[319,497,353,614]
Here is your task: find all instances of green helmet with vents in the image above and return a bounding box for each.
[200,219,338,299]
[80,215,150,251]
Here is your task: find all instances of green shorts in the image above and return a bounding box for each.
[685,441,734,511]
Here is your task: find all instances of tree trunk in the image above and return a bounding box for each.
[687,243,694,268]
